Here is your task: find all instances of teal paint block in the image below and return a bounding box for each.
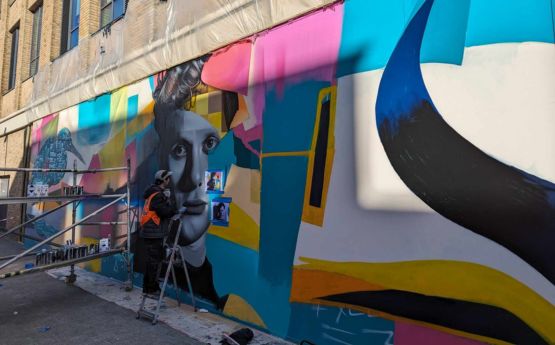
[337,0,470,76]
[263,81,328,153]
[77,94,112,146]
[337,0,415,76]
[257,155,308,335]
[421,0,470,65]
[466,0,555,46]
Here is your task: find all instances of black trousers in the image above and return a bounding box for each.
[143,238,163,293]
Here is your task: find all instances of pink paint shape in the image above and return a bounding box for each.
[394,321,486,345]
[252,4,343,121]
[232,124,262,157]
[202,41,252,95]
[80,154,106,194]
[125,141,137,181]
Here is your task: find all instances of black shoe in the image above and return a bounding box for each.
[142,286,161,295]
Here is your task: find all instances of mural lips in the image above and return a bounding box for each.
[183,199,207,215]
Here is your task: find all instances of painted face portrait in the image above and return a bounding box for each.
[152,56,237,268]
[152,58,216,265]
[165,109,219,242]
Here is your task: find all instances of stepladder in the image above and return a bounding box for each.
[136,216,197,325]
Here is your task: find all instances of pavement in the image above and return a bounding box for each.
[0,238,290,345]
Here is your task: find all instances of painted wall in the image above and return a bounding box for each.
[26,0,555,344]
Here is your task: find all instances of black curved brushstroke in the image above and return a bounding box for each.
[323,290,547,344]
[375,0,555,284]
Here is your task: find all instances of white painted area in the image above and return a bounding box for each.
[354,42,555,211]
[351,68,431,212]
[47,267,292,345]
[294,42,555,305]
[424,42,555,183]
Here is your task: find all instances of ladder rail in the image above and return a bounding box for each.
[136,217,198,324]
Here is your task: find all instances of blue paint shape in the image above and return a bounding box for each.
[466,0,555,46]
[420,0,470,65]
[337,0,421,76]
[287,303,394,345]
[77,94,112,146]
[233,136,260,170]
[127,95,139,121]
[552,0,555,42]
[207,234,293,338]
[100,254,128,282]
[208,132,237,171]
[258,155,308,335]
[262,81,328,153]
[149,75,155,93]
[375,0,433,131]
[338,0,553,76]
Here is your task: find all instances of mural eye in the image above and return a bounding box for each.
[172,144,187,158]
[203,136,219,154]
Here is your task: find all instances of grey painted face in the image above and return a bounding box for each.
[159,109,220,246]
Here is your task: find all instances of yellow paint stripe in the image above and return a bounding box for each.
[208,203,259,251]
[261,151,310,158]
[223,294,267,328]
[297,258,555,343]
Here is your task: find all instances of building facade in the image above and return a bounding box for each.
[1,1,554,344]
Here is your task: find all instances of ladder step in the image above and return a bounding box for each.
[142,293,161,300]
[137,309,155,319]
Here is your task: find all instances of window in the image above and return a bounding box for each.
[0,176,9,198]
[8,25,19,91]
[0,176,8,230]
[29,4,43,77]
[100,0,125,28]
[61,0,80,54]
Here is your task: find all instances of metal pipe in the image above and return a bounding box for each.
[19,233,63,247]
[0,195,126,271]
[125,157,133,290]
[0,194,125,205]
[0,251,42,262]
[0,249,123,279]
[70,160,77,281]
[80,222,127,226]
[0,166,129,173]
[0,200,73,240]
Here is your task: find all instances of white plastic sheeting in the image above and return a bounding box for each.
[0,0,337,135]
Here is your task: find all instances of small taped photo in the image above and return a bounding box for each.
[205,169,224,194]
[210,197,231,226]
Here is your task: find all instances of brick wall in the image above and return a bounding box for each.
[0,127,28,230]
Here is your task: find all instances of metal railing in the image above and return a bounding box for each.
[0,159,134,290]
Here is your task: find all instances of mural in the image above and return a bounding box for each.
[26,0,555,344]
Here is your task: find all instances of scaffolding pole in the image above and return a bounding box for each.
[0,194,125,205]
[0,249,123,279]
[0,163,133,289]
[68,160,78,283]
[0,200,73,240]
[0,166,128,174]
[0,195,125,271]
[125,158,132,291]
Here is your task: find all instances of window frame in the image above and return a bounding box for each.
[100,0,126,29]
[8,24,20,91]
[60,0,80,55]
[29,3,43,77]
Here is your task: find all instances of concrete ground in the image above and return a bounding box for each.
[0,238,202,345]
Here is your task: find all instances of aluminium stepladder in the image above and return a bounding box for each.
[136,216,197,325]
